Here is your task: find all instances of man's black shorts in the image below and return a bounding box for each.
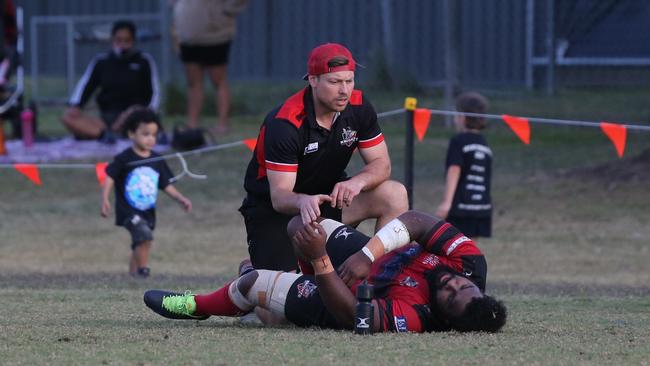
[284,223,370,328]
[239,198,344,272]
[180,42,231,66]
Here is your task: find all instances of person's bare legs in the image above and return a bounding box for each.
[184,63,205,129]
[129,254,137,274]
[61,107,106,139]
[206,64,230,134]
[342,180,409,232]
[131,240,152,274]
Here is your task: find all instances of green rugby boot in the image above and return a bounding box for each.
[144,290,209,320]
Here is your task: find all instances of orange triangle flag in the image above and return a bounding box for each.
[244,138,257,151]
[95,162,108,186]
[600,122,627,158]
[502,115,531,145]
[14,164,42,185]
[413,108,431,142]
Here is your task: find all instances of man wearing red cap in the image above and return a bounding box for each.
[240,43,408,272]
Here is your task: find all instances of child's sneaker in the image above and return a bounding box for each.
[135,267,150,278]
[144,290,209,320]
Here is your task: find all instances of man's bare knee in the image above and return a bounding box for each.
[374,180,408,210]
[385,181,408,210]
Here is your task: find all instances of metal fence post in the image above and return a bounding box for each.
[30,17,38,101]
[66,19,75,98]
[525,0,535,89]
[404,97,417,210]
[546,0,555,96]
[443,0,459,127]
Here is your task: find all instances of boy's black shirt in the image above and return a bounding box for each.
[445,132,492,218]
[106,148,173,228]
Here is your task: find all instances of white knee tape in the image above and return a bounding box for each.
[375,218,411,253]
[268,272,301,317]
[232,270,301,317]
[228,280,254,312]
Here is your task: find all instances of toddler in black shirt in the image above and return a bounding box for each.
[101,109,192,277]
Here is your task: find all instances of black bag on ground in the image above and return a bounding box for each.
[172,124,207,151]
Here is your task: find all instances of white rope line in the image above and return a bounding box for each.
[169,152,207,183]
[377,109,406,118]
[125,140,245,166]
[0,140,247,169]
[0,163,97,168]
[1,105,648,170]
[425,109,650,132]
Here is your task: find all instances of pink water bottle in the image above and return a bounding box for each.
[21,108,34,148]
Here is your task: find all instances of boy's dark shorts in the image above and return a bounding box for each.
[446,216,491,238]
[123,214,154,250]
[180,42,231,66]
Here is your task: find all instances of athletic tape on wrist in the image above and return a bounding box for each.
[361,246,375,262]
[311,255,334,275]
[375,218,411,253]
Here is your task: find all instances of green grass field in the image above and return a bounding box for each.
[1,85,650,365]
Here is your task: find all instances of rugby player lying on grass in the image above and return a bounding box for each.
[144,210,507,332]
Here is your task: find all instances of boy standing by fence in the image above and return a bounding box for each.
[435,92,492,240]
[101,109,192,277]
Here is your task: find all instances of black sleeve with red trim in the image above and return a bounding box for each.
[420,221,465,256]
[353,93,384,149]
[420,221,488,291]
[263,119,301,173]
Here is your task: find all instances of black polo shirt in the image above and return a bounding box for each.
[445,132,492,218]
[243,86,384,204]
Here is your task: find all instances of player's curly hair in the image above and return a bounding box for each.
[448,295,507,332]
[123,107,161,135]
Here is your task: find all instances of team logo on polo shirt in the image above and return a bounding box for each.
[340,127,358,147]
[304,142,319,155]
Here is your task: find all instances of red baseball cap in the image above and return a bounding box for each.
[303,43,356,80]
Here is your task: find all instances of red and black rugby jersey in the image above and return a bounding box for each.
[352,223,485,333]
